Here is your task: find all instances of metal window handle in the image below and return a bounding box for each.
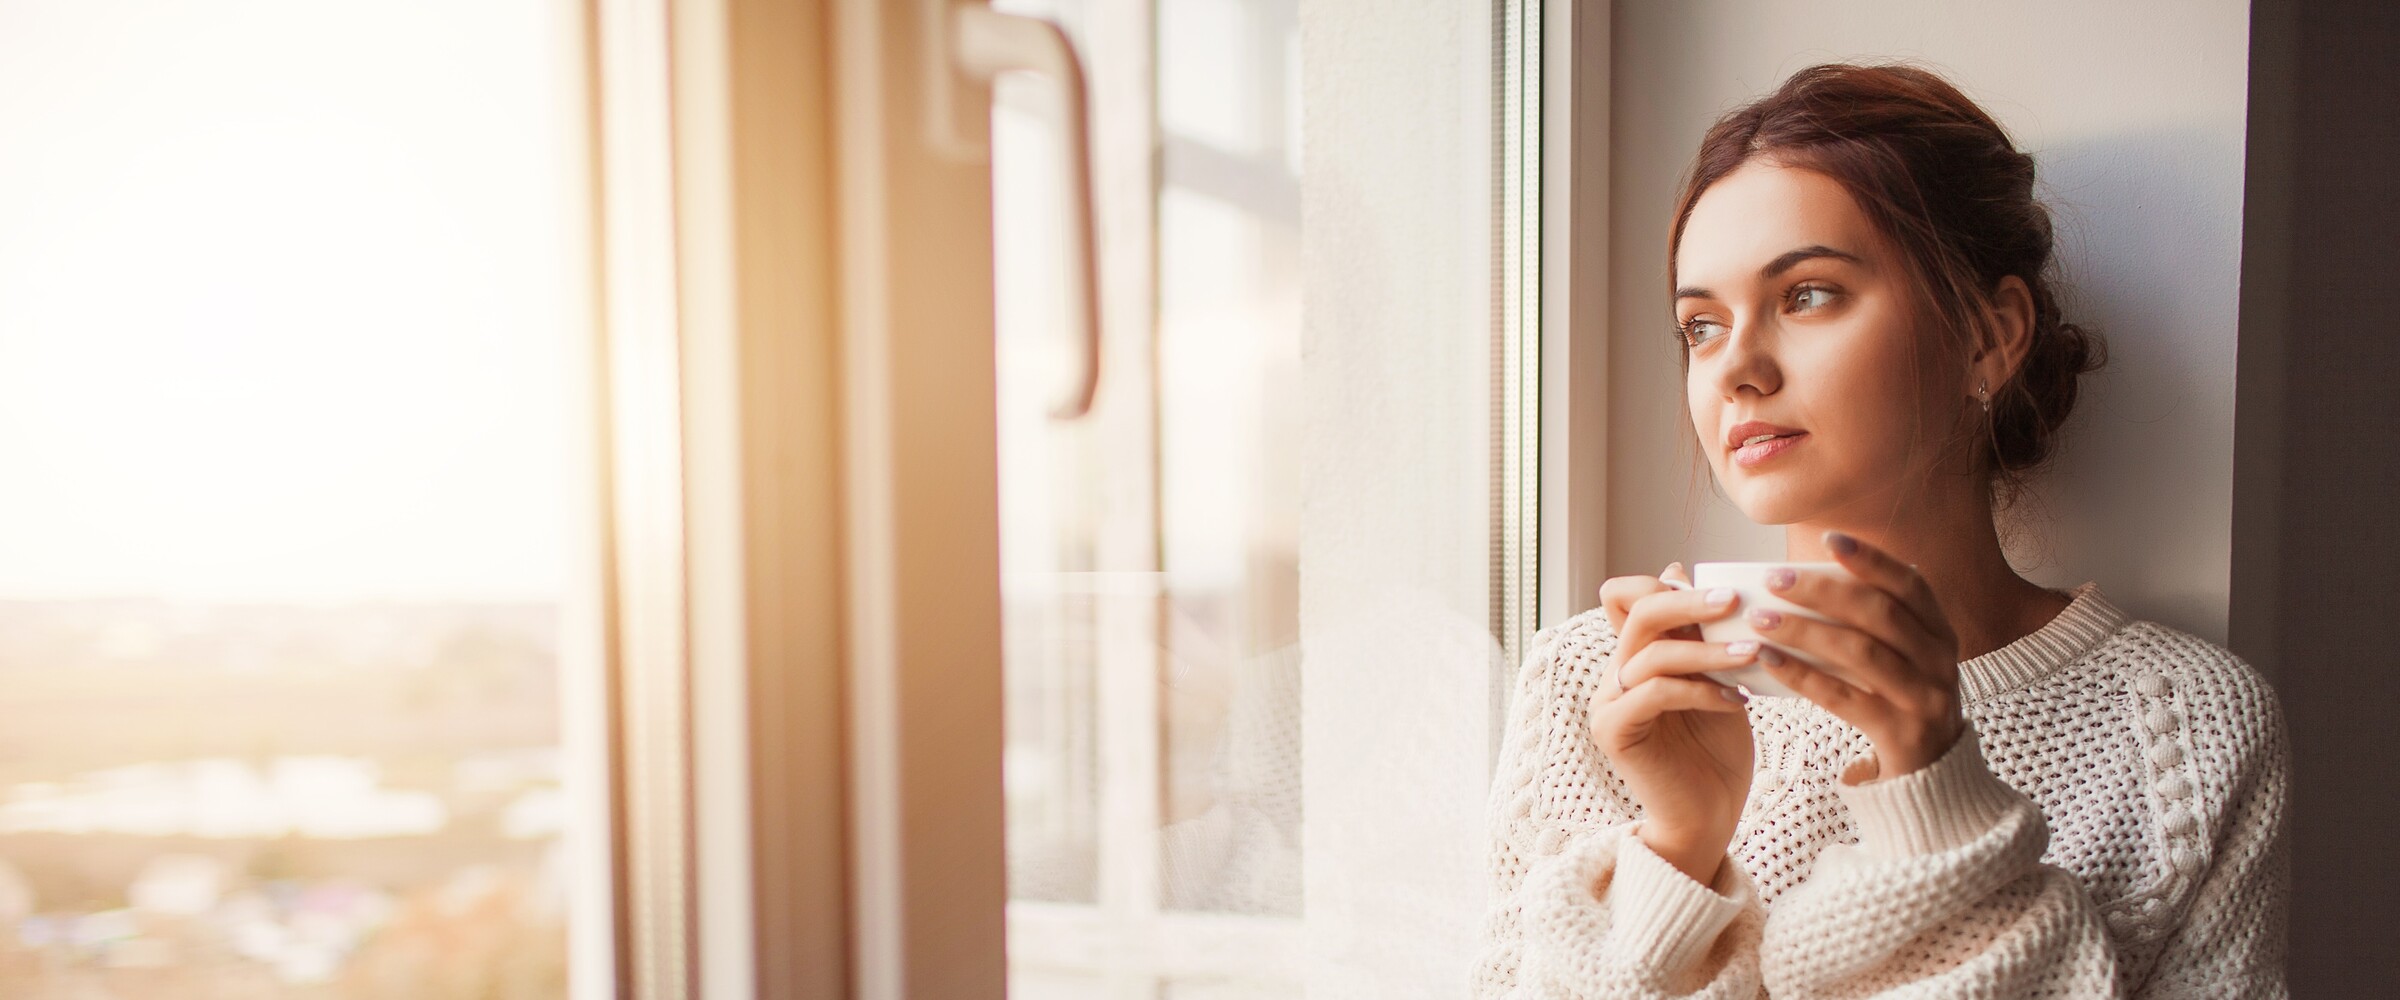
[936,3,1102,421]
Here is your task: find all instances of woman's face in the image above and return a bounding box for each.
[1674,159,1961,525]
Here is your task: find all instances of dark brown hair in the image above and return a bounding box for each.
[1668,62,2107,517]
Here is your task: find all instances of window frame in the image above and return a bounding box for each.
[584,0,868,995]
[1538,0,1612,632]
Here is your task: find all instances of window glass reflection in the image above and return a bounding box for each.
[1156,0,1303,920]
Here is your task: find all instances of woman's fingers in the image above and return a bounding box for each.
[1744,609,1905,695]
[1598,565,1717,695]
[1654,564,1707,641]
[1768,571,1946,671]
[1600,563,1689,633]
[1756,645,1869,718]
[1617,637,1760,690]
[1821,531,1955,647]
[1624,582,1742,650]
[1593,674,1749,743]
[1599,574,1663,634]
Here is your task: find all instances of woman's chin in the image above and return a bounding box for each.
[1728,481,1823,526]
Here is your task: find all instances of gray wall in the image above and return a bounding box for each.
[2232,0,2400,990]
[1605,0,2253,643]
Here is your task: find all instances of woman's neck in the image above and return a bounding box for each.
[1784,490,2070,665]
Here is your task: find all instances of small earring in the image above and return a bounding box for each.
[1977,378,1990,414]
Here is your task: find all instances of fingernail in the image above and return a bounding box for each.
[1704,587,1736,607]
[1719,686,1750,704]
[1757,645,1786,667]
[1725,640,1759,656]
[1748,608,1782,629]
[1665,561,1684,577]
[1825,530,1857,556]
[1766,567,1796,591]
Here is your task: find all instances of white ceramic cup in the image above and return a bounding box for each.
[1660,561,1856,699]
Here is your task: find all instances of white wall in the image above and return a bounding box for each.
[1602,0,2252,641]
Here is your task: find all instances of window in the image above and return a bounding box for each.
[0,1,1549,994]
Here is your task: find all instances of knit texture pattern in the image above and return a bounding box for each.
[1472,581,2291,998]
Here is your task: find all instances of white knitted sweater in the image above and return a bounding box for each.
[1472,580,2290,998]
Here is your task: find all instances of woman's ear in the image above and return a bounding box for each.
[1973,274,2037,389]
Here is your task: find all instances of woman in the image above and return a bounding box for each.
[1471,63,2289,997]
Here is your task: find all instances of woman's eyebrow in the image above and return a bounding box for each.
[1675,244,1865,303]
[1760,244,1864,279]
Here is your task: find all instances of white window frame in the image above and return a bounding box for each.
[1539,0,1612,630]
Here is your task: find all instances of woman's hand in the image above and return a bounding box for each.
[1593,563,1759,886]
[1749,530,1967,781]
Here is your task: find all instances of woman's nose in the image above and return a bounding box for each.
[1712,319,1779,395]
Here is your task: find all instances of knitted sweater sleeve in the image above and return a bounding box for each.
[1471,621,1768,999]
[1760,653,2294,998]
[1757,727,2124,997]
[2127,660,2292,997]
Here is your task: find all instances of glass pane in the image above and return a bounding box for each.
[995,0,1103,907]
[1156,0,1303,918]
[998,0,1304,990]
[0,2,584,996]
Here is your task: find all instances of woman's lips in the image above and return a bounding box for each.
[1733,432,1806,467]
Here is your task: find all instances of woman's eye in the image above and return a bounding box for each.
[1789,285,1838,312]
[1678,318,1726,347]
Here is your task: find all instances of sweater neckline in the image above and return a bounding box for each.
[1955,580,2126,701]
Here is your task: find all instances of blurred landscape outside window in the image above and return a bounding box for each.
[0,1,584,996]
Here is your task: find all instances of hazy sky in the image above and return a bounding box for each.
[0,0,579,602]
